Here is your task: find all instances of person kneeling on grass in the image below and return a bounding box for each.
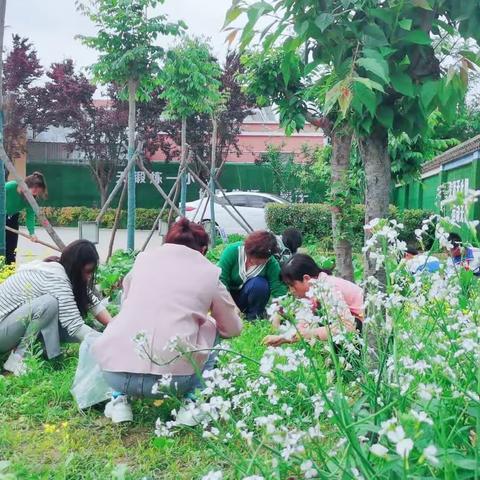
[217,231,287,320]
[404,247,440,275]
[92,219,242,425]
[263,254,363,347]
[0,240,111,376]
[275,227,303,265]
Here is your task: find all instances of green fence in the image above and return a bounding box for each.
[27,162,285,209]
[394,149,480,221]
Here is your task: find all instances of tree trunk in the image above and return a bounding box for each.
[107,180,127,261]
[126,78,138,251]
[180,116,187,216]
[330,129,354,281]
[0,0,7,257]
[358,127,391,280]
[209,117,218,246]
[358,126,391,371]
[99,182,107,209]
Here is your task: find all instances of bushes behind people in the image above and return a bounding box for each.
[266,203,435,250]
[20,207,168,230]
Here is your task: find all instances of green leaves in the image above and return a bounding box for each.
[376,105,394,129]
[160,37,223,119]
[315,13,334,32]
[412,0,432,10]
[420,80,439,109]
[402,30,432,45]
[79,0,185,89]
[357,54,389,83]
[353,81,377,116]
[391,72,415,96]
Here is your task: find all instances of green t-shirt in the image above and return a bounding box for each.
[217,242,287,298]
[6,181,36,235]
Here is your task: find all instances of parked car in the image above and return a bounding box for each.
[182,191,289,236]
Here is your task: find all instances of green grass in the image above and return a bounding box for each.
[0,323,271,480]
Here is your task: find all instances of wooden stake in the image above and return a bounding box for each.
[6,226,61,252]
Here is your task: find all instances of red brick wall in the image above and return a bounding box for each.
[149,122,325,163]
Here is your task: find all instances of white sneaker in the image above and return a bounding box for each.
[175,402,208,427]
[104,395,133,423]
[3,351,27,376]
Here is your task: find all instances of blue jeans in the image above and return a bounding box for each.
[102,343,219,399]
[231,277,270,320]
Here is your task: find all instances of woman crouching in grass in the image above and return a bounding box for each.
[0,240,111,376]
[93,219,242,425]
[263,254,363,347]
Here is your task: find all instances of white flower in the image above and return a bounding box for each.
[202,471,223,480]
[410,410,433,426]
[423,445,439,466]
[242,476,264,480]
[351,467,365,480]
[396,438,414,458]
[387,426,405,444]
[300,460,318,479]
[370,443,388,458]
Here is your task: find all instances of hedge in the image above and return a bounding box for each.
[20,206,169,231]
[266,203,435,250]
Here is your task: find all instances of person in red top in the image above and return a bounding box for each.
[264,254,364,346]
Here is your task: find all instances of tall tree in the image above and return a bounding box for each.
[0,0,6,257]
[228,0,480,279]
[157,52,255,175]
[3,35,43,163]
[66,100,128,206]
[238,47,356,280]
[159,36,223,214]
[78,0,185,250]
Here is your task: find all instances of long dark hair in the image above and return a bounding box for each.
[281,254,331,285]
[25,171,48,199]
[282,228,303,254]
[45,240,99,317]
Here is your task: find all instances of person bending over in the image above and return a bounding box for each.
[6,172,48,264]
[264,254,363,347]
[404,247,440,275]
[93,219,242,424]
[218,230,287,320]
[0,240,111,376]
[446,233,480,275]
[275,227,303,265]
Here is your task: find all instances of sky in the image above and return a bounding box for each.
[4,0,235,94]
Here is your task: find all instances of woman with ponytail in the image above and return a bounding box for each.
[5,172,48,264]
[93,218,242,424]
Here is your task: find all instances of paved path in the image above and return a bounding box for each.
[16,224,168,264]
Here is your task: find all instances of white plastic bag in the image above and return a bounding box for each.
[71,332,112,409]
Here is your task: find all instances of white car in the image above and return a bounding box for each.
[183,191,289,236]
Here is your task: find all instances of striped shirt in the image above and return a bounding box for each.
[0,261,103,337]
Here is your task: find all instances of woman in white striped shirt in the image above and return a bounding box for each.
[0,240,111,375]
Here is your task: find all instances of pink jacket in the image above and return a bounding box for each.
[322,272,364,319]
[92,244,242,375]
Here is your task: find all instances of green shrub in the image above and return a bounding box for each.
[21,206,169,230]
[266,203,434,251]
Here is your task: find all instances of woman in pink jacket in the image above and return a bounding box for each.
[93,219,242,424]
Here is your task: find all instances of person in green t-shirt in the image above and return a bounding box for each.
[217,230,287,320]
[5,172,48,264]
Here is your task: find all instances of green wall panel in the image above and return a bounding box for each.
[26,162,290,208]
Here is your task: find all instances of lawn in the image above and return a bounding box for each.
[0,323,271,480]
[1,225,479,479]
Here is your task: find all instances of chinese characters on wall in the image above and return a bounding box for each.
[437,177,469,223]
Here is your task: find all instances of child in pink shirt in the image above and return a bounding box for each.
[264,254,363,346]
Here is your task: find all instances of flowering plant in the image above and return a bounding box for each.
[148,195,480,479]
